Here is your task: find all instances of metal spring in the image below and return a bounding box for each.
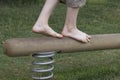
[32,51,56,80]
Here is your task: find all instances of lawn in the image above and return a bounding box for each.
[0,0,120,80]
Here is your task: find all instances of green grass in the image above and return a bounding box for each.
[0,0,120,80]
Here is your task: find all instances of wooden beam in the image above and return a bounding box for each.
[3,34,120,57]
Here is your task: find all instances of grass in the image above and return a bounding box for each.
[0,0,120,80]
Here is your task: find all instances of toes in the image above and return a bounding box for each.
[81,36,91,43]
[55,34,63,38]
[80,37,89,43]
[50,31,63,38]
[44,29,63,38]
[80,34,91,43]
[87,35,92,39]
[83,33,91,39]
[87,38,90,42]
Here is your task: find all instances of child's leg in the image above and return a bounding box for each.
[62,7,91,43]
[32,0,63,38]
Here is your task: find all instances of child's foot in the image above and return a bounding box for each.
[32,24,63,38]
[61,27,91,43]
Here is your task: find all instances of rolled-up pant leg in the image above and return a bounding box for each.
[59,0,86,8]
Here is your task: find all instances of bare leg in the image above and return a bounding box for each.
[32,0,63,38]
[62,7,91,43]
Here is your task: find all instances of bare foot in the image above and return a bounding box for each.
[61,27,91,43]
[32,24,63,38]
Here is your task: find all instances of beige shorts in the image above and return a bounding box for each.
[59,0,86,8]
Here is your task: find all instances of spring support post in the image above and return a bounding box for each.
[32,51,56,80]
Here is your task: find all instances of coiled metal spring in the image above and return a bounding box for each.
[32,51,56,80]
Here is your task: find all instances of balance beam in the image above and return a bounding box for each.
[3,34,120,57]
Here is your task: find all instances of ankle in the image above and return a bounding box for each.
[35,20,48,26]
[34,22,48,27]
[63,25,77,32]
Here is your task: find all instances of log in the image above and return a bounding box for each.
[3,34,120,57]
